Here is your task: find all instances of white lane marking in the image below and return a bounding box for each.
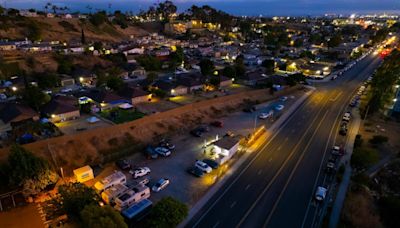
[245,184,251,190]
[230,201,237,208]
[213,221,220,228]
[258,169,262,175]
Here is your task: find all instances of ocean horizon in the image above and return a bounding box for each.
[2,0,400,16]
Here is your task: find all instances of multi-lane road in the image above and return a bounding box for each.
[185,53,382,228]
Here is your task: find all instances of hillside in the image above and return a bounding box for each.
[0,16,149,42]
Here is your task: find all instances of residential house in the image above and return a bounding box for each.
[0,42,17,51]
[77,90,128,111]
[177,73,205,93]
[219,75,233,87]
[118,86,151,105]
[131,67,146,80]
[122,46,144,56]
[152,80,187,96]
[60,75,76,87]
[41,96,80,122]
[241,70,268,86]
[0,103,39,134]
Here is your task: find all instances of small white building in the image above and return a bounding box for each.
[212,136,241,164]
[73,165,94,183]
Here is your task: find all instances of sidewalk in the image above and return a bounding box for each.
[178,87,315,228]
[328,110,361,228]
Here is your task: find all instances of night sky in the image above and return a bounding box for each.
[3,0,400,16]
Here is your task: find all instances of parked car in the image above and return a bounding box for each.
[275,104,284,111]
[203,159,219,169]
[145,146,158,159]
[331,146,344,156]
[159,140,175,150]
[243,106,256,113]
[190,129,203,137]
[115,159,131,170]
[187,166,205,177]
[258,111,273,119]
[342,112,351,122]
[129,167,151,179]
[315,186,327,201]
[198,125,210,132]
[326,162,336,174]
[210,120,223,128]
[339,123,348,135]
[155,147,171,157]
[280,96,288,102]
[195,160,212,173]
[152,178,170,192]
[328,156,338,164]
[224,131,234,137]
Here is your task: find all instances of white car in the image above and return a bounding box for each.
[342,112,351,122]
[155,147,171,157]
[258,111,273,119]
[60,88,73,93]
[280,96,288,102]
[315,186,327,201]
[195,160,212,173]
[275,105,284,111]
[152,178,170,192]
[129,167,151,179]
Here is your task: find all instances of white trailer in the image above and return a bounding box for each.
[101,184,129,204]
[114,185,150,212]
[94,171,126,192]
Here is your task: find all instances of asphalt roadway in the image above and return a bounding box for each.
[185,53,382,228]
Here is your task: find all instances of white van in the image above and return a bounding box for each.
[94,171,126,192]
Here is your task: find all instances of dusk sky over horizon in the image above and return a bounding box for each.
[2,0,400,16]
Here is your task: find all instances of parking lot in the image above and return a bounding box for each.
[92,88,307,206]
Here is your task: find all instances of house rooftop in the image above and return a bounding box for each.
[0,103,38,124]
[214,136,241,150]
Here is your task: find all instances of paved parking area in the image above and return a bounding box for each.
[0,203,44,228]
[95,89,305,206]
[55,114,113,135]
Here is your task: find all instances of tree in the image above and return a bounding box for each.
[147,72,158,83]
[89,11,107,26]
[22,86,50,111]
[36,73,60,89]
[146,197,188,228]
[369,135,389,145]
[234,55,246,78]
[222,66,236,78]
[80,205,127,228]
[7,145,57,194]
[262,59,275,74]
[156,1,177,22]
[106,75,123,91]
[199,59,214,76]
[328,34,343,48]
[136,55,162,71]
[81,28,86,44]
[58,182,100,220]
[351,148,379,170]
[22,168,58,197]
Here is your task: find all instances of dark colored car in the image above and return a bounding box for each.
[190,129,203,137]
[145,146,158,159]
[211,121,223,128]
[159,140,175,150]
[115,159,131,170]
[187,166,205,177]
[339,123,348,136]
[203,159,219,169]
[243,106,256,113]
[198,125,210,132]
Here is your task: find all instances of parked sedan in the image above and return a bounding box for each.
[258,111,273,119]
[280,96,288,102]
[187,166,205,177]
[115,159,131,170]
[210,120,223,128]
[315,186,327,201]
[155,147,171,157]
[129,167,151,179]
[195,160,212,173]
[203,159,219,169]
[275,104,285,111]
[159,140,175,150]
[152,178,170,192]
